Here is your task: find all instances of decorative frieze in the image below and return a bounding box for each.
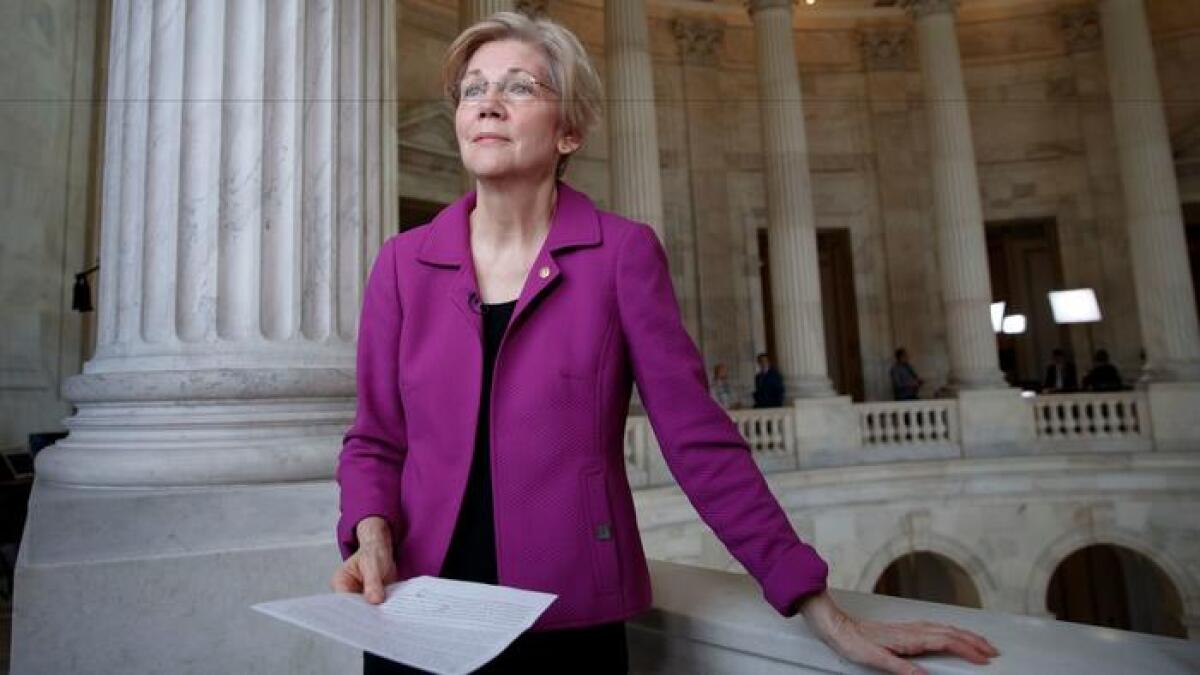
[1060,6,1101,54]
[671,17,724,67]
[861,28,910,71]
[515,0,548,18]
[744,0,795,14]
[901,0,957,18]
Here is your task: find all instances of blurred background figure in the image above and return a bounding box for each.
[710,363,738,409]
[752,353,785,408]
[890,348,923,401]
[1083,349,1124,392]
[1042,348,1078,393]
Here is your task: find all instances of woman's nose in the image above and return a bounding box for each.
[476,87,505,118]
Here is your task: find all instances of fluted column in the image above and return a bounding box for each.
[38,0,391,486]
[746,0,833,398]
[1099,0,1200,381]
[905,0,1006,390]
[606,0,665,241]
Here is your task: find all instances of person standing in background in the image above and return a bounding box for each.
[753,353,785,408]
[710,363,738,409]
[890,348,923,401]
[1042,348,1078,393]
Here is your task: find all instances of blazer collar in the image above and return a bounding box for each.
[416,181,603,267]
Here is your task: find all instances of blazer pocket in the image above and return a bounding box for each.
[581,468,621,595]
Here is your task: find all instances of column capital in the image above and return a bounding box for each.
[671,17,725,67]
[744,0,795,16]
[1060,6,1101,53]
[902,0,958,19]
[515,0,547,18]
[860,27,910,71]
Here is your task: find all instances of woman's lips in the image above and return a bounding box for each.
[473,134,510,143]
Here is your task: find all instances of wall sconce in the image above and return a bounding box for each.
[72,264,99,313]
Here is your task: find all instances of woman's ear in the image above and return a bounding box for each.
[557,131,582,156]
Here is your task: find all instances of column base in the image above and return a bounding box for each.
[1146,381,1200,452]
[785,375,836,400]
[957,388,1037,457]
[791,396,860,468]
[38,369,354,486]
[11,479,359,673]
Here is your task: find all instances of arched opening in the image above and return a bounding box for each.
[1046,544,1186,638]
[873,551,982,609]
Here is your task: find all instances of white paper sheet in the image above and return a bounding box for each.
[252,576,557,675]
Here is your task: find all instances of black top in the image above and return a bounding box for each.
[440,299,517,584]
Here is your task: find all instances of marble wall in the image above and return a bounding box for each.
[0,0,102,448]
[635,453,1200,634]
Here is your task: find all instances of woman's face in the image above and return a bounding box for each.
[454,39,579,181]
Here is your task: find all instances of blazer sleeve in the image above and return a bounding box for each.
[614,223,829,616]
[335,237,408,560]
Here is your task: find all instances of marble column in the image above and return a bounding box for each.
[1098,0,1200,381]
[460,0,515,26]
[605,0,665,241]
[36,0,390,487]
[905,0,1006,390]
[745,0,833,398]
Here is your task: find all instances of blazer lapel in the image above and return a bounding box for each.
[416,192,482,339]
[507,182,603,331]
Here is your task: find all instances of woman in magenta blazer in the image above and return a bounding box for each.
[333,12,996,674]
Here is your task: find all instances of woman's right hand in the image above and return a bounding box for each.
[331,516,397,604]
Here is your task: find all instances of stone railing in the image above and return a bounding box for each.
[1032,391,1152,452]
[630,560,1200,673]
[857,399,959,448]
[623,389,1181,487]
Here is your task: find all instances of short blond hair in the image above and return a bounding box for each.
[443,12,603,177]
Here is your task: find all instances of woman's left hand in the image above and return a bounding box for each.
[799,590,999,675]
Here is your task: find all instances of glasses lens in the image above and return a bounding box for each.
[460,79,487,100]
[502,76,539,101]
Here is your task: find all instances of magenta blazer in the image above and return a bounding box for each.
[336,182,828,630]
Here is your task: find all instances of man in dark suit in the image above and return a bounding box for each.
[753,353,785,408]
[1042,348,1078,393]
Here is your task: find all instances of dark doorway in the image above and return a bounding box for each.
[400,198,446,233]
[757,228,865,401]
[818,229,865,401]
[1046,544,1186,638]
[986,219,1069,389]
[874,551,982,609]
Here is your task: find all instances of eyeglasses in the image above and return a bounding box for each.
[458,73,557,103]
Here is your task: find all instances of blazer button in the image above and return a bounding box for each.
[538,266,551,279]
[595,523,612,541]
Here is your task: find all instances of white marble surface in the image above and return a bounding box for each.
[632,559,1200,674]
[12,481,359,674]
[635,452,1200,631]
